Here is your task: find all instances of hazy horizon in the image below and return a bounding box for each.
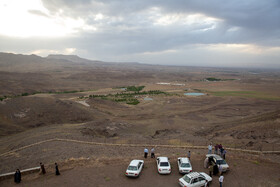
[1,0,280,68]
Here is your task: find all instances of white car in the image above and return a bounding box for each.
[178,157,192,174]
[179,172,212,187]
[156,157,171,174]
[206,154,229,172]
[125,160,144,177]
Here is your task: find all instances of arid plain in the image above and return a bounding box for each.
[0,52,280,186]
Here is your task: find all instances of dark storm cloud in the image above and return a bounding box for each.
[1,0,280,68]
[41,0,280,31]
[40,0,280,50]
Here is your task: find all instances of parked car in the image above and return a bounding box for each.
[206,154,229,172]
[178,157,192,174]
[156,157,171,174]
[179,172,212,187]
[125,160,144,177]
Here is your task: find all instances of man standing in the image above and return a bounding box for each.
[187,151,191,160]
[144,148,148,158]
[219,144,223,155]
[55,163,60,175]
[214,144,219,154]
[222,149,227,160]
[208,163,213,177]
[218,164,223,176]
[151,148,155,158]
[208,143,212,154]
[219,173,224,187]
[218,144,222,155]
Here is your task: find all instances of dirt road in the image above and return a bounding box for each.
[1,153,280,187]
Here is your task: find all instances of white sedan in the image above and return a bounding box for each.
[178,157,192,174]
[206,154,229,172]
[125,160,144,177]
[156,157,171,174]
[179,172,212,187]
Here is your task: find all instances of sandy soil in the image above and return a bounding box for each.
[1,53,280,187]
[1,149,280,187]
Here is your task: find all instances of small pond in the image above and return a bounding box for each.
[144,97,153,101]
[184,93,205,96]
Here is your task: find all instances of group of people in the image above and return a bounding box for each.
[214,144,227,159]
[204,158,223,176]
[144,147,155,158]
[144,148,192,160]
[204,158,225,187]
[14,162,60,184]
[207,143,226,187]
[39,162,60,175]
[208,143,227,159]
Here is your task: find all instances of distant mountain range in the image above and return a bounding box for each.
[46,54,104,64]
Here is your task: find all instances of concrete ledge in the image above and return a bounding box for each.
[0,167,40,181]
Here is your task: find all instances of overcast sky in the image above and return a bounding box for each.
[0,0,280,68]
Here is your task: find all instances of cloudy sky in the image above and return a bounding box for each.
[0,0,280,68]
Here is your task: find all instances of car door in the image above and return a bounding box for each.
[157,158,160,168]
[178,159,181,169]
[191,177,201,187]
[198,177,206,186]
[138,162,143,172]
[214,157,217,164]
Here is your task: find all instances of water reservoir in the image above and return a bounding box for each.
[144,97,153,101]
[184,93,205,96]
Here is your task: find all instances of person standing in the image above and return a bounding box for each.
[218,164,223,176]
[219,173,224,187]
[151,148,155,158]
[204,157,209,168]
[208,143,212,154]
[144,148,148,158]
[55,163,60,175]
[218,144,222,155]
[214,144,219,154]
[213,164,218,175]
[219,144,223,156]
[14,169,21,183]
[208,163,213,177]
[40,162,46,174]
[220,147,224,157]
[222,149,227,160]
[187,151,191,160]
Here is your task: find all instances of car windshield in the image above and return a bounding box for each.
[216,160,227,165]
[127,166,137,171]
[160,162,169,167]
[182,175,191,183]
[181,163,191,168]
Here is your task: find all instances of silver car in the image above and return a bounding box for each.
[125,160,144,177]
[206,154,229,172]
[178,157,192,174]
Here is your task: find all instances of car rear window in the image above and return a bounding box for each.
[183,175,191,183]
[181,163,190,167]
[160,162,169,167]
[128,166,138,171]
